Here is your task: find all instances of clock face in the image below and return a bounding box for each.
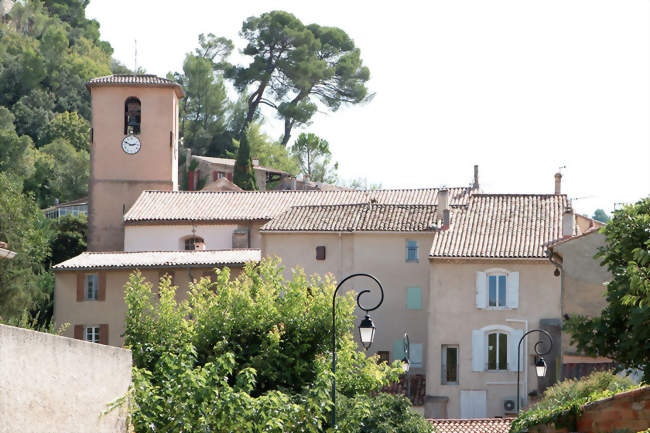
[122,135,141,154]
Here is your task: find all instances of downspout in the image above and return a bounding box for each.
[506,319,528,409]
[186,267,193,282]
[338,232,342,277]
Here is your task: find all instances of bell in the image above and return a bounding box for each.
[128,116,140,127]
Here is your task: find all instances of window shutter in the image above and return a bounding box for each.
[74,324,83,340]
[471,330,484,371]
[508,329,524,371]
[99,324,109,345]
[410,343,423,368]
[98,272,106,301]
[507,272,519,308]
[476,272,487,309]
[393,339,405,362]
[76,273,84,302]
[406,287,422,310]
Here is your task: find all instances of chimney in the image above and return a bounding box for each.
[439,189,450,227]
[473,165,479,189]
[290,176,297,190]
[304,174,310,183]
[443,209,450,227]
[554,172,562,195]
[562,208,575,237]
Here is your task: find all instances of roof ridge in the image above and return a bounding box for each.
[140,186,472,195]
[285,203,439,209]
[81,248,261,255]
[473,193,567,197]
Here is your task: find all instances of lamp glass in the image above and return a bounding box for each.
[401,357,410,373]
[359,315,376,350]
[535,357,547,377]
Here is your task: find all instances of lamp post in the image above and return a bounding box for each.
[331,273,384,428]
[517,329,553,413]
[401,331,411,401]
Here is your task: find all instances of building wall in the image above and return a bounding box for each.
[427,259,561,419]
[124,224,238,251]
[263,232,432,375]
[88,86,179,252]
[54,266,239,347]
[0,324,131,433]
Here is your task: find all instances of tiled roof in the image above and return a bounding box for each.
[429,194,570,258]
[52,249,261,270]
[86,75,185,97]
[427,418,512,433]
[124,188,474,224]
[193,155,289,175]
[261,204,439,232]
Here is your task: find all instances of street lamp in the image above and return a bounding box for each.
[331,273,384,428]
[517,329,553,413]
[402,331,411,401]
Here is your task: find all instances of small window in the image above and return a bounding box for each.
[406,240,418,262]
[487,332,508,370]
[85,274,98,300]
[488,274,507,307]
[185,237,205,251]
[316,246,326,260]
[406,287,422,310]
[124,97,141,135]
[442,345,459,385]
[84,326,100,343]
[377,351,390,364]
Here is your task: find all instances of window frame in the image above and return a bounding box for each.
[84,325,100,343]
[184,236,205,251]
[486,331,508,371]
[405,240,419,262]
[441,344,459,385]
[315,245,326,261]
[124,96,142,135]
[85,273,98,301]
[487,272,507,308]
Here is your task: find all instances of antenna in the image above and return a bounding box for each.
[134,39,138,73]
[558,165,566,174]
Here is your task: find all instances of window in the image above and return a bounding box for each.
[487,332,508,370]
[85,274,98,300]
[185,237,205,250]
[406,240,418,262]
[442,345,459,385]
[84,326,100,343]
[316,246,326,260]
[488,274,507,307]
[124,97,141,135]
[377,351,390,364]
[406,287,422,310]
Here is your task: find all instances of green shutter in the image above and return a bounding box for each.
[393,339,405,362]
[406,287,422,310]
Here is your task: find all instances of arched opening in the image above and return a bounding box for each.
[124,97,141,135]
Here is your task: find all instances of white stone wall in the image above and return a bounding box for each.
[0,324,132,433]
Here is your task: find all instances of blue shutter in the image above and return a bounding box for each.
[393,339,405,362]
[406,287,422,310]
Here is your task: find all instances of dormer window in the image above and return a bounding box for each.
[124,97,141,135]
[184,237,205,251]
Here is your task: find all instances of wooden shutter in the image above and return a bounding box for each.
[316,246,326,260]
[475,272,487,308]
[98,272,106,301]
[508,329,524,371]
[471,329,484,371]
[507,272,519,309]
[99,324,109,345]
[74,324,84,340]
[76,273,84,302]
[226,172,233,181]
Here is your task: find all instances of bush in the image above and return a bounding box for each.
[510,370,638,433]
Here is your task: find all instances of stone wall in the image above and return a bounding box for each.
[577,386,650,433]
[0,324,132,433]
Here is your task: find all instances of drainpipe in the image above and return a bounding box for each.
[338,232,342,277]
[186,267,193,282]
[506,319,528,409]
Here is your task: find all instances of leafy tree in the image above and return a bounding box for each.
[291,132,338,183]
[46,111,90,152]
[232,128,257,190]
[48,213,87,266]
[592,208,610,223]
[0,173,50,320]
[342,177,383,191]
[124,258,430,432]
[12,88,56,145]
[0,118,36,180]
[40,138,89,202]
[225,11,371,146]
[564,198,650,381]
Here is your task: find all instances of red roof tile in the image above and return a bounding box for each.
[428,418,512,433]
[86,75,185,97]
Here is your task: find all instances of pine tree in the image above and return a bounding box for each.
[232,131,257,190]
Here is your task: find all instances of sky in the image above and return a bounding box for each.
[86,0,650,217]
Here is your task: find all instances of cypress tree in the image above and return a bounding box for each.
[233,131,257,190]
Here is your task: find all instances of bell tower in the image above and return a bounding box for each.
[86,75,185,251]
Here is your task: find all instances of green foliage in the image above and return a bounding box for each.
[48,213,87,266]
[592,208,611,223]
[247,122,299,175]
[12,88,55,145]
[40,138,89,202]
[123,258,423,432]
[291,132,338,183]
[233,128,257,190]
[46,111,90,152]
[510,370,637,433]
[564,198,650,381]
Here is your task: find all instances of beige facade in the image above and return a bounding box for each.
[427,259,561,418]
[87,81,181,252]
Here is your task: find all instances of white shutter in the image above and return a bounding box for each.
[507,271,519,309]
[508,329,524,371]
[472,330,484,371]
[476,272,487,309]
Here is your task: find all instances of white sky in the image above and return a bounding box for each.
[86,0,650,217]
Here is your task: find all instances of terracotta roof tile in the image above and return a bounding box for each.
[429,194,569,258]
[52,249,260,271]
[261,204,439,232]
[124,188,474,224]
[427,418,512,433]
[86,74,185,97]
